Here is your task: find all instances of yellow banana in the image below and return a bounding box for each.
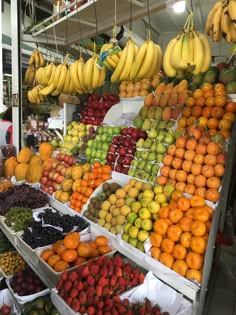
[91,57,100,89]
[35,50,40,68]
[35,67,43,85]
[192,30,205,75]
[136,39,155,80]
[144,43,158,79]
[28,66,36,85]
[83,56,96,89]
[154,44,163,76]
[53,64,63,88]
[51,90,61,96]
[28,50,36,66]
[98,66,106,87]
[197,32,212,72]
[211,3,224,41]
[129,40,148,80]
[230,22,236,41]
[47,64,56,86]
[68,77,75,94]
[163,37,178,77]
[39,84,55,96]
[62,69,71,94]
[170,33,190,71]
[221,5,232,42]
[77,58,87,93]
[206,0,224,35]
[111,45,128,83]
[134,44,139,56]
[228,0,236,28]
[110,53,120,65]
[57,64,68,91]
[24,66,32,83]
[120,39,136,81]
[70,61,82,92]
[106,56,117,69]
[182,32,194,64]
[27,90,34,103]
[39,52,45,67]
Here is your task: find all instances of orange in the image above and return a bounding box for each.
[172,244,187,260]
[185,251,203,270]
[190,236,207,254]
[171,190,183,201]
[168,209,184,223]
[172,259,188,277]
[193,207,210,222]
[159,252,174,269]
[53,260,69,272]
[190,195,205,208]
[180,232,192,248]
[185,97,195,107]
[191,221,206,237]
[77,242,93,259]
[40,248,54,261]
[97,246,111,255]
[167,224,182,242]
[160,238,175,254]
[53,240,64,252]
[56,243,67,256]
[158,206,170,219]
[186,269,202,283]
[95,235,108,247]
[153,219,170,235]
[61,249,78,263]
[179,217,193,232]
[73,257,87,266]
[193,89,204,98]
[64,233,80,249]
[47,254,61,267]
[201,83,213,92]
[150,233,163,247]
[177,196,191,212]
[150,247,161,260]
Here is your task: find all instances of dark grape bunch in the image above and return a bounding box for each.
[0,184,49,215]
[22,208,89,248]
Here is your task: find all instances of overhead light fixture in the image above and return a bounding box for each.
[173,1,186,13]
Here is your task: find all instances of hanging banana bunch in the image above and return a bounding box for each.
[27,85,44,105]
[24,49,45,85]
[206,0,236,42]
[163,13,212,78]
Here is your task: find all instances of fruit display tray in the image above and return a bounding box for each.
[10,176,40,189]
[6,277,50,307]
[35,225,117,287]
[0,288,21,315]
[0,219,21,247]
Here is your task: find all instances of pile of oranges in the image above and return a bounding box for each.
[69,162,112,213]
[150,191,214,284]
[179,83,236,139]
[40,232,111,273]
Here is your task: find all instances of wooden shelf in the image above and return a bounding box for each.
[28,0,166,46]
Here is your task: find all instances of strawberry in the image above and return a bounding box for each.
[80,305,86,314]
[144,298,152,312]
[153,311,161,315]
[76,280,83,291]
[83,282,88,291]
[66,296,72,306]
[87,296,94,306]
[122,298,130,307]
[96,285,103,297]
[137,305,145,315]
[56,279,63,290]
[87,275,95,286]
[126,309,133,315]
[110,275,117,287]
[94,295,100,305]
[112,295,121,304]
[152,305,161,312]
[116,304,127,313]
[124,262,132,276]
[111,308,119,315]
[118,278,125,287]
[73,280,78,288]
[70,288,79,299]
[58,288,65,299]
[100,266,108,277]
[133,268,139,277]
[79,290,87,305]
[162,312,170,315]
[114,266,123,277]
[69,271,78,282]
[71,298,80,312]
[103,298,113,311]
[131,278,138,286]
[61,271,68,281]
[138,273,145,284]
[86,286,95,297]
[98,276,109,287]
[96,300,104,309]
[107,263,114,276]
[125,278,131,289]
[63,280,73,291]
[96,255,105,266]
[113,255,124,267]
[96,311,103,315]
[90,264,99,275]
[81,266,90,278]
[87,306,95,315]
[102,286,110,297]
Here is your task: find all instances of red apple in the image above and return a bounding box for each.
[52,182,61,191]
[56,153,62,161]
[46,180,53,187]
[55,175,64,184]
[118,147,127,156]
[123,138,132,147]
[109,145,117,154]
[138,130,148,139]
[123,155,132,165]
[112,136,119,145]
[68,157,76,165]
[56,164,64,173]
[115,164,122,172]
[42,170,49,177]
[127,146,135,155]
[53,172,61,181]
[106,153,115,163]
[122,166,129,174]
[117,156,124,165]
[40,177,48,185]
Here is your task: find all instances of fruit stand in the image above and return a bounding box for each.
[1,0,236,314]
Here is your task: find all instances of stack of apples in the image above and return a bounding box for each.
[80,93,119,126]
[106,127,147,174]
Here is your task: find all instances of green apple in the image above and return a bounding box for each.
[106,135,113,143]
[138,230,149,242]
[152,164,160,174]
[102,143,109,151]
[128,238,138,248]
[135,170,144,179]
[122,232,129,242]
[100,160,106,166]
[150,143,156,153]
[144,162,153,174]
[147,200,160,214]
[141,219,153,231]
[95,150,102,159]
[100,151,107,160]
[107,127,113,135]
[165,133,175,145]
[97,127,103,134]
[128,226,139,238]
[85,147,92,156]
[138,160,146,170]
[156,134,165,142]
[128,169,136,177]
[134,217,142,228]
[143,139,153,149]
[87,139,93,148]
[139,207,152,219]
[156,154,164,163]
[113,126,121,134]
[147,152,156,162]
[136,139,145,148]
[136,240,145,252]
[123,222,133,234]
[96,135,102,141]
[141,173,150,182]
[97,142,103,150]
[149,175,157,183]
[131,159,139,168]
[148,128,158,139]
[135,151,142,158]
[101,134,107,142]
[140,197,152,208]
[140,151,149,160]
[155,193,167,204]
[127,212,138,224]
[92,141,98,150]
[156,143,167,154]
[91,150,96,158]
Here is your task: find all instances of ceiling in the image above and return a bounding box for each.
[20,0,225,57]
